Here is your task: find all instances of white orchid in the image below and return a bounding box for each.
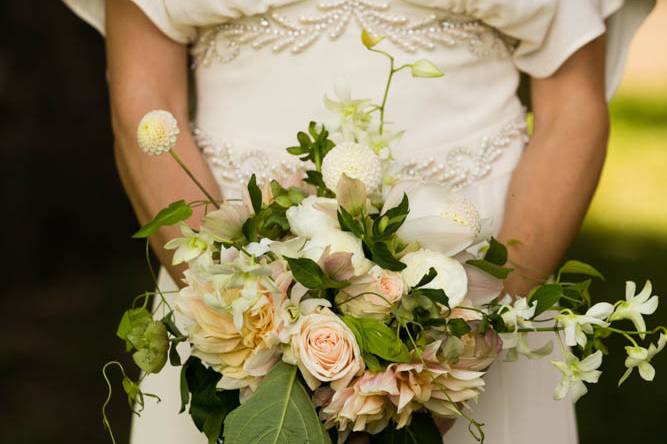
[556,302,614,348]
[323,79,373,142]
[276,283,331,344]
[500,331,553,361]
[245,238,274,257]
[498,297,553,360]
[201,250,278,330]
[499,296,536,330]
[609,281,659,338]
[552,351,603,402]
[164,224,212,265]
[619,334,666,385]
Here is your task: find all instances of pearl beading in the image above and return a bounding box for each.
[193,128,306,187]
[194,111,527,192]
[391,112,528,189]
[191,0,515,67]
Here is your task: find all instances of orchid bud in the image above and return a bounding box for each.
[411,59,444,78]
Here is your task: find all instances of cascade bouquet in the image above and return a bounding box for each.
[102,32,666,444]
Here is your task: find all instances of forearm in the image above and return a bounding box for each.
[106,0,222,283]
[113,116,221,283]
[498,110,608,294]
[498,35,609,296]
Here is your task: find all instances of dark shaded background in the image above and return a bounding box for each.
[1,2,665,443]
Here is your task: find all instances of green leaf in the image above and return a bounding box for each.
[466,259,513,279]
[347,316,411,363]
[117,307,152,351]
[363,353,385,372]
[529,284,563,316]
[132,200,193,238]
[283,256,349,289]
[341,315,366,351]
[168,341,182,366]
[370,413,442,444]
[369,242,406,271]
[374,194,409,238]
[284,256,325,289]
[448,318,471,337]
[185,357,240,443]
[223,362,331,444]
[484,237,508,265]
[337,207,365,238]
[412,288,450,309]
[557,260,604,281]
[247,174,263,214]
[414,267,437,288]
[180,361,190,413]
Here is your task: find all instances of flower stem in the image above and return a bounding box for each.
[370,48,397,135]
[169,150,221,209]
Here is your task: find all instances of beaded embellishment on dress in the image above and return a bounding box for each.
[195,112,527,191]
[192,0,515,67]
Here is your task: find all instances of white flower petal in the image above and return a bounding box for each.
[638,362,656,381]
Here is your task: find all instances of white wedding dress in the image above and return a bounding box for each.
[64,0,653,442]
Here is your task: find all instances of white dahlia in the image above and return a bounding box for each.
[136,110,179,155]
[321,142,382,192]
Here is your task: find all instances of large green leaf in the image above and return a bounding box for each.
[132,200,193,238]
[223,362,330,444]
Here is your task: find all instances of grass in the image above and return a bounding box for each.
[582,89,667,237]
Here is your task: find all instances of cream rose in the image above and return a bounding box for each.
[292,311,363,390]
[401,249,468,307]
[337,265,404,318]
[285,195,339,238]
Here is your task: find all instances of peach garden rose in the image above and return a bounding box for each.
[291,310,364,390]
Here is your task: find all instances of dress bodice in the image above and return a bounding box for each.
[63,0,654,197]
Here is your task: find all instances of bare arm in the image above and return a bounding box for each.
[105,0,222,282]
[499,36,609,296]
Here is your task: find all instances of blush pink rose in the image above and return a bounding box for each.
[292,311,363,390]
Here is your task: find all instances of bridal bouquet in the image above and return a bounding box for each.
[102,33,666,444]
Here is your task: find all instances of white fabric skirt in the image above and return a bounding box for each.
[130,170,577,444]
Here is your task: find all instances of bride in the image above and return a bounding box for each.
[63,0,653,443]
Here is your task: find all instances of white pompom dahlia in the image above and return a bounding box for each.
[321,142,382,192]
[137,110,180,155]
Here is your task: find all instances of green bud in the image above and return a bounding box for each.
[132,321,169,374]
[411,59,444,78]
[361,29,384,49]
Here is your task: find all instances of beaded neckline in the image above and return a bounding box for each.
[192,0,515,67]
[194,111,527,192]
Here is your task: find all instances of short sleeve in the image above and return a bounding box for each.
[62,0,198,44]
[513,0,656,100]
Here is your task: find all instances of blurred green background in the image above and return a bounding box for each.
[0,1,665,443]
